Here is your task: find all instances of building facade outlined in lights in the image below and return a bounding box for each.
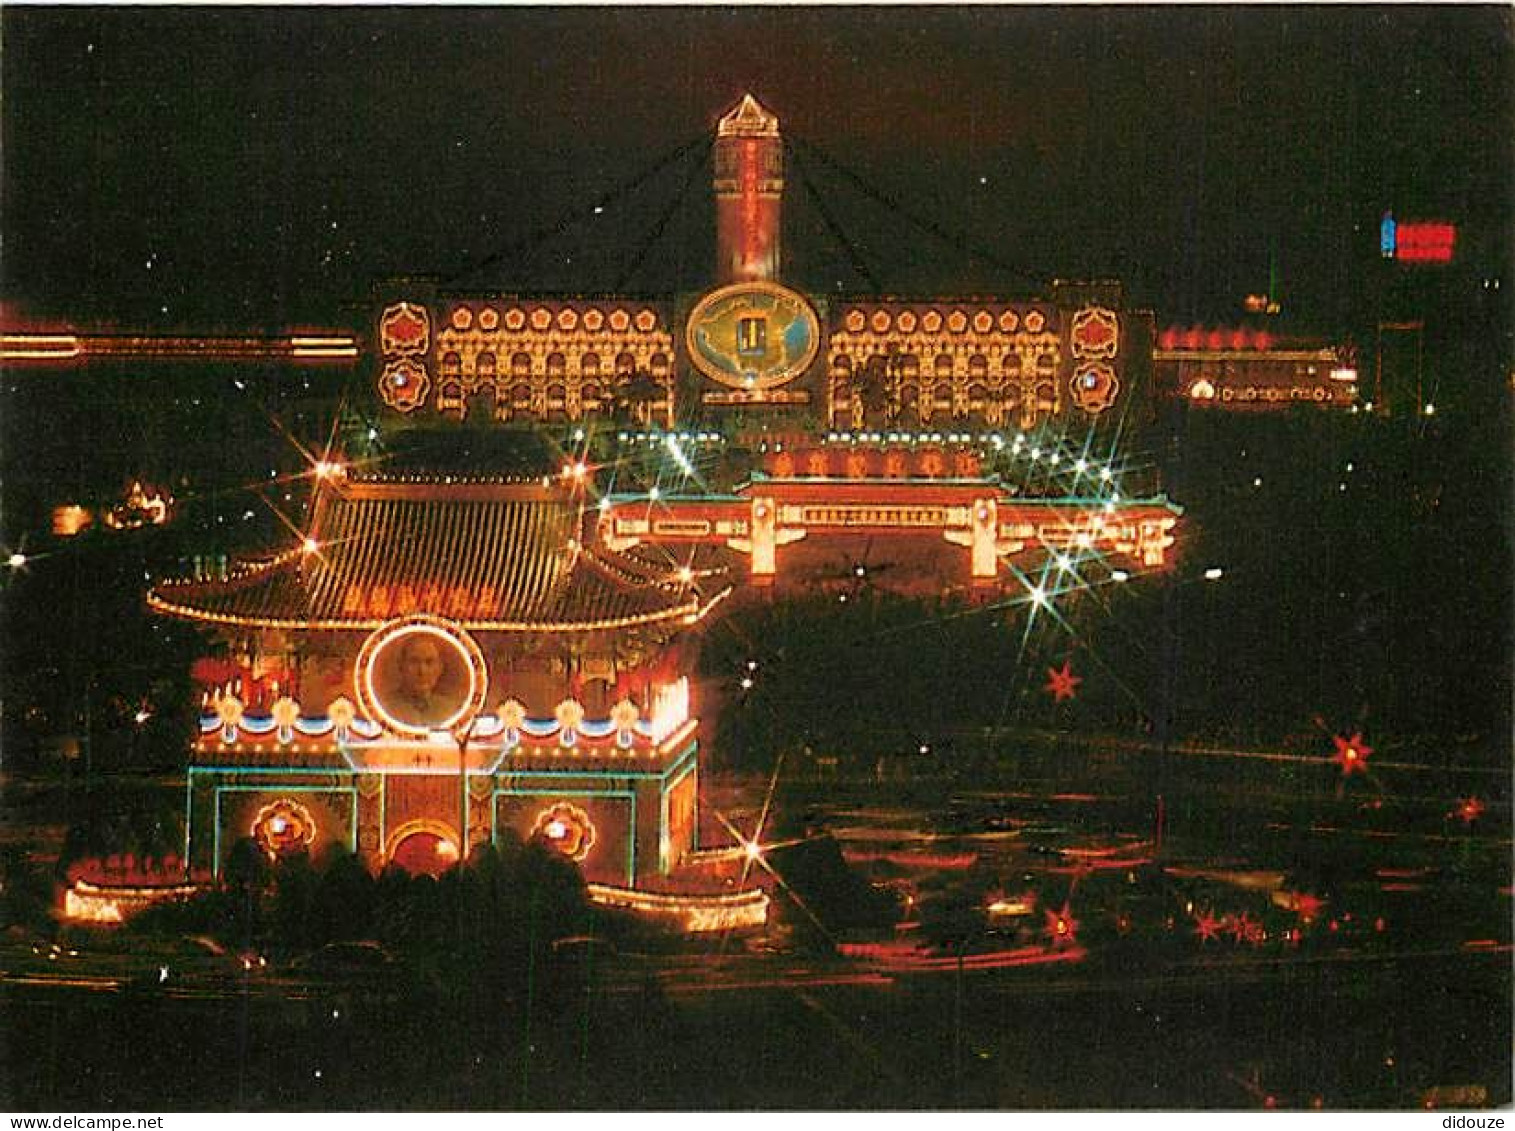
[63,95,1182,930]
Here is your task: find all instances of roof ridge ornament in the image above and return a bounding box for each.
[717,93,779,138]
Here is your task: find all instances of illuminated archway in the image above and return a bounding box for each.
[385,819,461,876]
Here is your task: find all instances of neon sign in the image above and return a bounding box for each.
[1382,217,1456,264]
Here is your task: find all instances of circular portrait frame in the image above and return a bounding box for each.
[355,615,488,738]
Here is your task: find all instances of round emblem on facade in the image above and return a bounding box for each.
[685,281,821,392]
[355,615,488,737]
[378,358,431,413]
[1070,362,1121,415]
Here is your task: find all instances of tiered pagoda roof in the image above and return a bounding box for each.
[149,478,729,633]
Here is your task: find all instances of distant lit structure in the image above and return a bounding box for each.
[1380,213,1457,264]
[103,480,173,530]
[1153,325,1358,411]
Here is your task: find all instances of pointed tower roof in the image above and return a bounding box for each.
[717,93,779,139]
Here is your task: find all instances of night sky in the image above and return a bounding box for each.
[3,5,1510,330]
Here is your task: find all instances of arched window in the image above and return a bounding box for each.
[581,353,601,380]
[934,354,955,379]
[511,352,532,378]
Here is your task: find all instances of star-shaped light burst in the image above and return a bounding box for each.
[1193,910,1222,944]
[1332,732,1373,776]
[1044,902,1079,948]
[1044,661,1082,702]
[1455,797,1485,825]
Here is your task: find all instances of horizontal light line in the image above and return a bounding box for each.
[1,347,83,360]
[291,348,360,359]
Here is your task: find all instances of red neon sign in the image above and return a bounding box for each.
[1395,222,1456,263]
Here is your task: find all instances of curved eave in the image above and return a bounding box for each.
[146,579,734,635]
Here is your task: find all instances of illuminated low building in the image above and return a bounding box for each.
[1153,325,1359,410]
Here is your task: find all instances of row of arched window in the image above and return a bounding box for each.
[829,351,1058,381]
[827,378,1059,428]
[437,350,674,381]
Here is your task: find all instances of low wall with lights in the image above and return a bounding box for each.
[585,883,769,933]
[61,879,200,926]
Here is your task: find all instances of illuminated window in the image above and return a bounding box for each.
[737,317,767,356]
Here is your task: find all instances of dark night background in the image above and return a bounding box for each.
[2,6,1510,323]
[1,6,1512,770]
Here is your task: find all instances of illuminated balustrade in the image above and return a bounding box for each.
[193,706,679,762]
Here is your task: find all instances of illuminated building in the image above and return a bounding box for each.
[1153,324,1359,411]
[118,95,1181,926]
[152,476,722,890]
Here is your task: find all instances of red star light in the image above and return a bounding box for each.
[1044,661,1082,702]
[1456,797,1485,825]
[1044,903,1079,948]
[1193,910,1222,943]
[1332,732,1373,776]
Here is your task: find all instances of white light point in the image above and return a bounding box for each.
[1029,585,1049,608]
[1074,458,1088,474]
[647,486,661,500]
[1111,570,1130,583]
[1204,567,1224,581]
[7,552,26,570]
[744,840,763,861]
[302,537,320,554]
